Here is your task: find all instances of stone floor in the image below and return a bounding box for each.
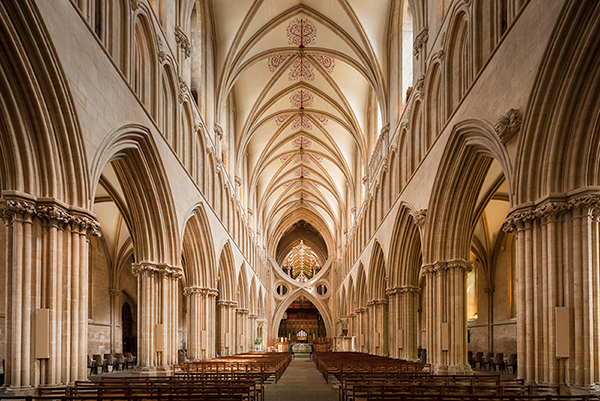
[264,358,339,401]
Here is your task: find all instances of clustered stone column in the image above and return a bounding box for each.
[423,259,472,374]
[132,262,182,372]
[184,286,217,360]
[216,300,238,356]
[367,299,389,355]
[1,196,99,393]
[109,288,122,354]
[354,308,366,352]
[235,308,250,353]
[388,286,420,360]
[503,193,600,388]
[248,313,258,349]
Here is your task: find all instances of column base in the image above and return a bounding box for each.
[562,384,600,395]
[433,364,473,375]
[133,366,173,377]
[5,385,35,396]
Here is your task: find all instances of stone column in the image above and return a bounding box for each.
[109,289,122,354]
[184,286,202,360]
[1,197,99,393]
[386,288,400,358]
[399,286,420,361]
[203,289,218,359]
[484,286,495,352]
[249,314,258,349]
[132,262,182,373]
[504,194,600,388]
[423,260,472,374]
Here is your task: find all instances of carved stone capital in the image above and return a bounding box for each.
[235,176,242,187]
[174,26,191,58]
[421,263,436,276]
[1,198,36,225]
[410,208,427,227]
[400,285,421,295]
[413,27,429,60]
[178,76,188,103]
[414,75,425,98]
[495,108,522,143]
[109,288,122,298]
[446,259,473,273]
[484,286,495,294]
[184,286,203,297]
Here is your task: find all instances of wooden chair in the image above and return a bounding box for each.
[483,352,494,371]
[104,353,116,372]
[124,352,135,369]
[492,352,504,372]
[506,353,518,375]
[87,354,97,375]
[93,354,108,374]
[472,352,483,369]
[115,353,125,371]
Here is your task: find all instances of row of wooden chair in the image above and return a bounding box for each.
[87,352,136,374]
[469,351,517,374]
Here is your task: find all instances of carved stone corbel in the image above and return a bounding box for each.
[495,108,522,143]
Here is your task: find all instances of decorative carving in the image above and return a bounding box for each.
[130,0,141,10]
[413,27,429,60]
[109,288,122,298]
[178,76,188,103]
[132,262,183,280]
[235,176,242,187]
[157,37,165,63]
[36,204,70,226]
[174,26,191,58]
[1,199,36,224]
[410,208,427,227]
[495,108,522,143]
[414,75,425,98]
[447,259,473,273]
[214,123,223,140]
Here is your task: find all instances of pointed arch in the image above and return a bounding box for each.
[90,124,180,266]
[181,202,216,289]
[368,241,387,301]
[271,288,334,340]
[217,241,236,301]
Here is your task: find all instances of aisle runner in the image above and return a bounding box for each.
[265,358,338,401]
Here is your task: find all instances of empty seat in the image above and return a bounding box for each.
[104,353,116,372]
[93,354,108,374]
[483,352,494,370]
[472,352,483,369]
[492,352,504,372]
[115,353,125,371]
[506,353,518,375]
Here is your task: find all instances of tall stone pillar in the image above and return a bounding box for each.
[184,286,202,360]
[423,260,472,374]
[504,193,600,389]
[367,299,388,355]
[1,196,99,393]
[354,309,366,352]
[399,286,420,361]
[386,288,400,358]
[132,262,182,373]
[216,300,237,356]
[249,313,258,349]
[203,289,218,359]
[109,289,122,354]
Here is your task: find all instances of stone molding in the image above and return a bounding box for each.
[366,299,389,306]
[484,286,495,294]
[174,26,191,58]
[132,262,183,280]
[354,307,366,314]
[109,288,122,298]
[214,123,224,140]
[494,108,522,143]
[217,300,238,308]
[1,197,100,236]
[410,208,427,227]
[422,259,472,275]
[235,308,250,314]
[413,27,429,59]
[503,193,600,232]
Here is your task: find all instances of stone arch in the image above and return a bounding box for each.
[445,7,471,116]
[217,240,236,302]
[271,288,334,341]
[422,118,513,374]
[0,1,89,207]
[90,123,181,266]
[388,203,423,360]
[515,1,600,203]
[181,202,216,289]
[367,241,388,355]
[131,11,158,114]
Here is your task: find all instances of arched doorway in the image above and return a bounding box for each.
[278,296,326,343]
[122,302,137,354]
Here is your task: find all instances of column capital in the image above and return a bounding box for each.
[109,288,122,298]
[446,259,473,273]
[1,196,36,225]
[132,262,183,280]
[184,286,203,297]
[484,286,495,294]
[421,263,436,276]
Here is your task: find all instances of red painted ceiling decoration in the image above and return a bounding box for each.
[294,167,310,177]
[292,136,311,149]
[292,115,313,130]
[293,154,311,164]
[288,55,315,80]
[312,54,335,73]
[275,114,291,126]
[311,153,323,163]
[295,192,310,199]
[286,18,317,48]
[267,54,292,72]
[313,114,328,125]
[290,90,313,109]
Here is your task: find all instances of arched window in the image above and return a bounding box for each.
[467,255,478,321]
[401,1,413,105]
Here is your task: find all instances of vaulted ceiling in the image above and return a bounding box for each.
[213,0,393,256]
